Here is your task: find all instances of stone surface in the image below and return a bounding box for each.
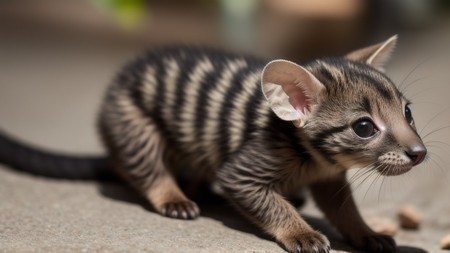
[1,12,450,253]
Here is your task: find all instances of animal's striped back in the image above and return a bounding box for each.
[103,47,271,173]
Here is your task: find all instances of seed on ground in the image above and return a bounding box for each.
[398,205,421,230]
[440,234,450,250]
[367,216,399,236]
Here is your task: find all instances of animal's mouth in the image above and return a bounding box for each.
[376,163,413,176]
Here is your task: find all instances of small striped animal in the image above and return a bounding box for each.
[0,35,427,253]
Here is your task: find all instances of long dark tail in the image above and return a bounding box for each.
[0,130,111,180]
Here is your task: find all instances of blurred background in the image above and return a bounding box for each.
[1,0,450,151]
[1,1,450,252]
[1,0,450,60]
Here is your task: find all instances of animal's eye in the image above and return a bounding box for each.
[405,105,414,125]
[352,119,378,138]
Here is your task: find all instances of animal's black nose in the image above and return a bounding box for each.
[405,144,427,166]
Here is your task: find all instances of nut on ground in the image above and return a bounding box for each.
[367,216,399,236]
[441,234,450,250]
[398,205,421,230]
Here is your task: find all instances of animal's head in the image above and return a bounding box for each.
[261,35,426,176]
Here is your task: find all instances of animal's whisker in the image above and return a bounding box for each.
[408,86,439,101]
[333,161,377,201]
[424,143,450,155]
[401,76,430,94]
[363,164,386,202]
[427,155,447,174]
[347,163,378,186]
[418,105,450,136]
[398,56,434,92]
[343,164,383,205]
[377,165,390,202]
[425,140,450,146]
[421,125,450,140]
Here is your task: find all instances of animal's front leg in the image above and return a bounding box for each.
[218,159,330,253]
[310,173,396,252]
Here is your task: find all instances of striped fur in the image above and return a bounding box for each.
[2,36,414,253]
[96,36,429,252]
[94,41,426,253]
[97,47,272,219]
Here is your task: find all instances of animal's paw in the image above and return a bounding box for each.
[160,200,200,220]
[348,232,396,253]
[279,230,330,253]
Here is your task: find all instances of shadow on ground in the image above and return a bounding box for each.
[98,181,428,253]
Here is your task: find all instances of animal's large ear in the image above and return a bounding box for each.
[261,60,325,127]
[346,35,398,72]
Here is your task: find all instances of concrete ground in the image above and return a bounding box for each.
[1,17,450,253]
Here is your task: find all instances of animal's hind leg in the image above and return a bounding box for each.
[100,96,199,219]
